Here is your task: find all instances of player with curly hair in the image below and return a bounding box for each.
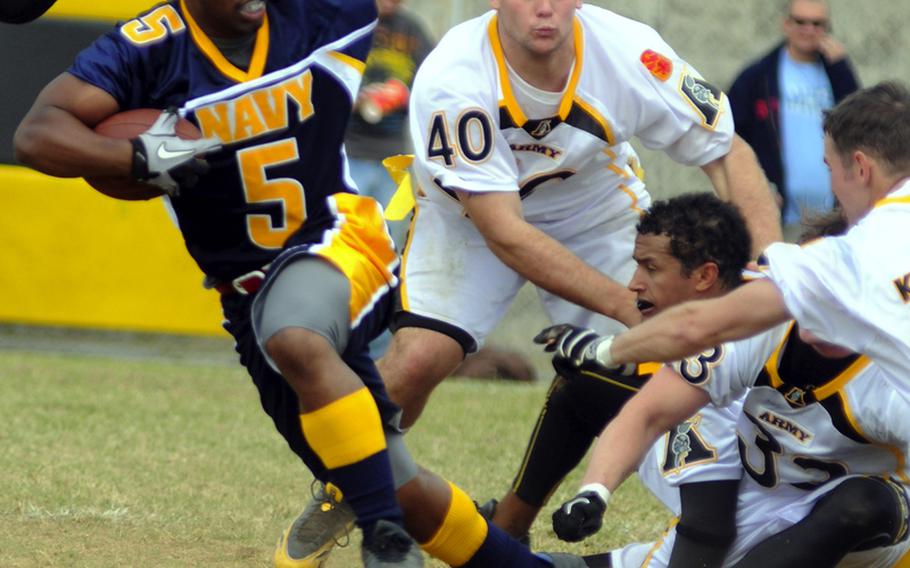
[489,192,752,568]
[543,82,910,567]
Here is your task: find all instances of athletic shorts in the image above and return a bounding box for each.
[221,193,403,481]
[395,194,644,353]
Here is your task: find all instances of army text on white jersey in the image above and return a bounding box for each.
[680,323,910,490]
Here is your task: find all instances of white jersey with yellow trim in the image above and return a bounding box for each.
[408,6,734,224]
[738,332,910,490]
[763,179,910,388]
[690,322,910,489]
[720,356,910,566]
[610,324,910,567]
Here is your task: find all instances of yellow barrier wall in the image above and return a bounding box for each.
[48,0,158,21]
[1,166,225,336]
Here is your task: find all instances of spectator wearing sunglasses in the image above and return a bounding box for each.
[728,0,859,241]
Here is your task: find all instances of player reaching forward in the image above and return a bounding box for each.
[549,315,910,567]
[555,212,910,567]
[543,82,910,561]
[561,81,910,392]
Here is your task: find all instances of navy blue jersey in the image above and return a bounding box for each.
[69,0,376,281]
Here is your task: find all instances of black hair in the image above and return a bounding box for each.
[637,192,752,290]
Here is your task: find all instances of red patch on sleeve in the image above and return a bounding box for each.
[640,49,673,82]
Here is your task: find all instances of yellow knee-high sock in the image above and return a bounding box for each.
[421,482,489,566]
[299,388,401,528]
[299,387,387,468]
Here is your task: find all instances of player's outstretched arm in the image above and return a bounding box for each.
[456,189,642,328]
[702,135,782,256]
[14,73,133,178]
[552,367,710,541]
[609,278,790,366]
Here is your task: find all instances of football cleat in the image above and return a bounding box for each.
[273,481,355,568]
[361,520,424,567]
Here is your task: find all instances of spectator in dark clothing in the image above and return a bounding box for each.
[728,0,859,240]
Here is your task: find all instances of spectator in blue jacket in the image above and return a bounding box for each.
[728,0,859,240]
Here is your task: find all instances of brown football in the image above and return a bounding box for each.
[84,109,202,200]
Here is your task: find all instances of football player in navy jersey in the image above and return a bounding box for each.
[14,1,585,567]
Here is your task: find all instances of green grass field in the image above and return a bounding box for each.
[0,343,668,566]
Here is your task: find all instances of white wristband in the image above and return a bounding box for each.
[578,482,611,506]
[593,336,615,367]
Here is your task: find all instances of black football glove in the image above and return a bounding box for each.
[130,109,221,196]
[552,484,610,542]
[534,324,634,377]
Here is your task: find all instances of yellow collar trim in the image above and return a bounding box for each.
[765,322,869,400]
[812,355,870,400]
[488,15,583,127]
[180,0,269,83]
[638,362,663,376]
[764,322,795,388]
[875,195,910,209]
[557,19,584,120]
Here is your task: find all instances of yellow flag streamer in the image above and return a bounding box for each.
[381,154,416,221]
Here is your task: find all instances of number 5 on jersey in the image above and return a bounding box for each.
[426,110,493,167]
[237,138,306,249]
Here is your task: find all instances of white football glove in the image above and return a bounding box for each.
[130,109,221,196]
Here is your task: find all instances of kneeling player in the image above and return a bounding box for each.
[490,192,752,567]
[546,213,910,566]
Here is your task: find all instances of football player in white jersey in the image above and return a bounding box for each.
[382,0,779,432]
[545,212,910,567]
[483,193,752,568]
[564,81,910,391]
[554,323,910,567]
